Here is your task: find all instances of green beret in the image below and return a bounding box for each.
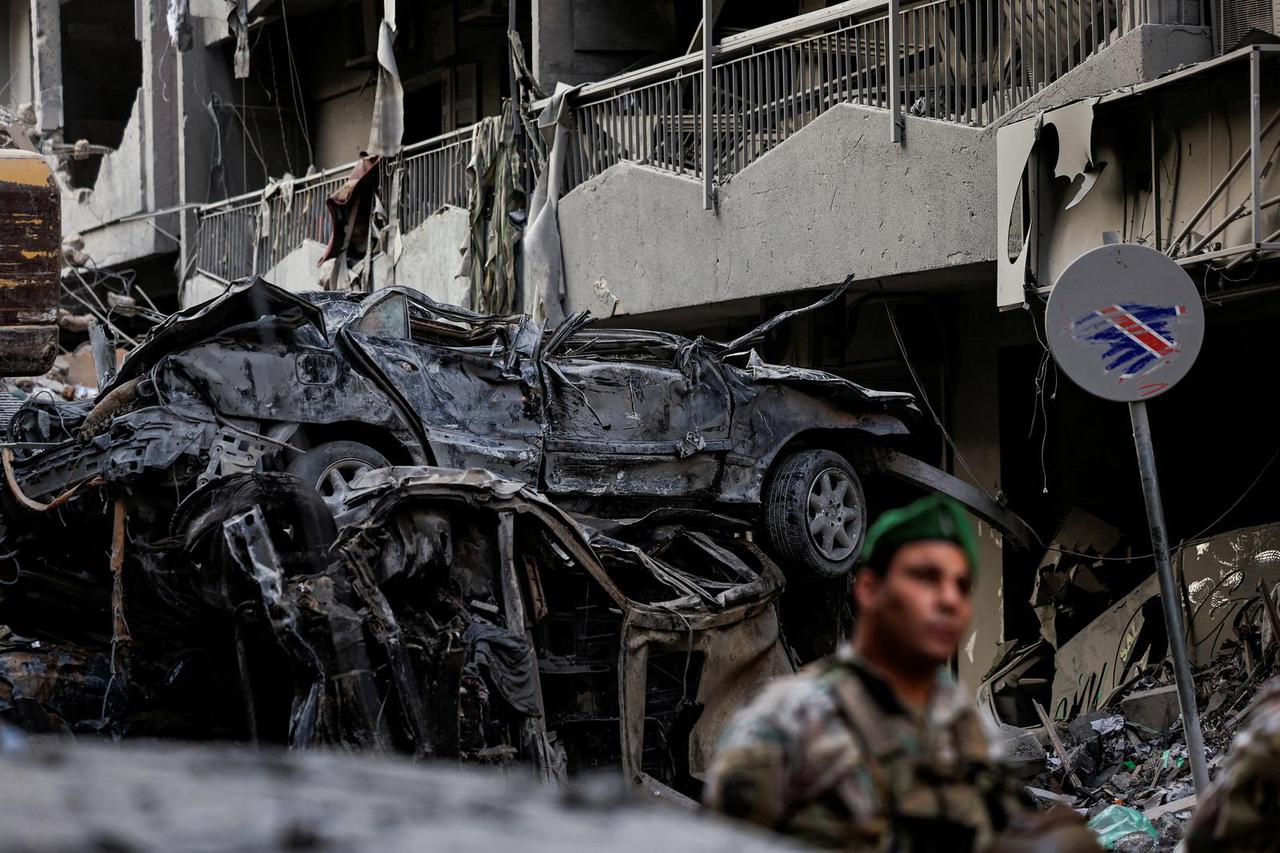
[859,494,978,573]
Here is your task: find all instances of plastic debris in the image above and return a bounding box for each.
[1091,715,1126,735]
[1087,805,1159,849]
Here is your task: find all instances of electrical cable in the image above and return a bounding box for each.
[279,0,315,167]
[878,283,986,491]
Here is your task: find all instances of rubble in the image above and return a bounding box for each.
[1121,686,1180,736]
[991,632,1278,849]
[0,738,802,852]
[975,507,1280,850]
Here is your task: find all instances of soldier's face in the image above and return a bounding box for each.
[856,540,973,668]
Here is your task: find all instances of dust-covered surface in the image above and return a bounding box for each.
[0,733,802,853]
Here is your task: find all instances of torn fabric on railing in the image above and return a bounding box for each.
[320,154,382,289]
[522,82,579,327]
[462,112,523,314]
[166,0,192,51]
[229,0,249,79]
[368,19,404,158]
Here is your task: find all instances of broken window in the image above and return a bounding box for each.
[59,0,142,189]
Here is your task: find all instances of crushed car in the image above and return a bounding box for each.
[0,465,792,798]
[3,276,1028,581]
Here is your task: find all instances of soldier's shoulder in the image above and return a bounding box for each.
[719,664,846,742]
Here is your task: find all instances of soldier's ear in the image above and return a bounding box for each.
[852,566,879,612]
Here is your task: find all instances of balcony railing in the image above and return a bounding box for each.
[195,126,474,283]
[558,0,1194,193]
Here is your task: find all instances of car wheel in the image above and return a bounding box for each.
[286,440,390,514]
[763,449,867,578]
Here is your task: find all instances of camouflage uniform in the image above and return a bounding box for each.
[704,644,1022,851]
[1184,678,1280,852]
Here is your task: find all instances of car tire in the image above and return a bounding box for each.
[763,449,867,578]
[286,440,390,515]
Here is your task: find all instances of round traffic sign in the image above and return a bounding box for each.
[1046,244,1204,402]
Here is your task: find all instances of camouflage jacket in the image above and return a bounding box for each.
[1184,678,1280,852]
[704,645,1022,851]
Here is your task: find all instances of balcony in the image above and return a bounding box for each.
[548,0,1200,196]
[193,126,476,285]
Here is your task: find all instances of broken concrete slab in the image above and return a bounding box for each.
[371,206,470,306]
[1122,686,1181,736]
[1051,573,1162,721]
[178,270,229,308]
[996,724,1047,780]
[260,239,327,293]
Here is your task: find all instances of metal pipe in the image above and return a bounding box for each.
[889,0,902,141]
[233,618,260,746]
[702,0,714,209]
[1186,194,1280,256]
[1251,48,1262,244]
[1167,101,1280,253]
[1128,400,1210,795]
[1152,110,1162,251]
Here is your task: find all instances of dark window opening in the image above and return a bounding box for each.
[60,0,142,189]
[404,78,448,143]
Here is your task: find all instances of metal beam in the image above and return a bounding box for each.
[702,0,714,210]
[870,447,1035,549]
[1251,48,1263,245]
[888,0,902,142]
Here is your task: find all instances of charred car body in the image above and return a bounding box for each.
[4,277,1025,579]
[0,465,792,795]
[0,277,1028,791]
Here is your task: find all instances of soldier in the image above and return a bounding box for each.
[704,494,1092,851]
[1183,677,1280,852]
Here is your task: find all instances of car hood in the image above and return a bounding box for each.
[737,350,919,414]
[102,277,327,396]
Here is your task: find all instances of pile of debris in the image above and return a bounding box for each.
[999,612,1278,850]
[981,507,1280,849]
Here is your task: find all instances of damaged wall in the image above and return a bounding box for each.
[532,0,683,90]
[35,0,181,284]
[552,23,1214,319]
[558,103,995,317]
[997,44,1277,308]
[372,205,470,305]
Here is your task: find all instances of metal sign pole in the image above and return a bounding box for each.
[1129,399,1210,794]
[1048,243,1213,794]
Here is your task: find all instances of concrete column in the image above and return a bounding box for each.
[140,0,179,245]
[175,15,237,291]
[5,1,33,108]
[28,0,60,137]
[950,292,1006,691]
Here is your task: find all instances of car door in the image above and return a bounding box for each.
[539,328,732,498]
[342,289,543,484]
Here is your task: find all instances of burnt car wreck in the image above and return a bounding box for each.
[1,466,791,795]
[0,278,1027,793]
[3,277,1026,578]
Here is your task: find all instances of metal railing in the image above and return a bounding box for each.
[560,0,1185,193]
[196,126,475,282]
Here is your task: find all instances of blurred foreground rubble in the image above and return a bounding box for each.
[0,733,800,852]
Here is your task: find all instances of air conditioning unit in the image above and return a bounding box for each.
[1216,0,1279,52]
